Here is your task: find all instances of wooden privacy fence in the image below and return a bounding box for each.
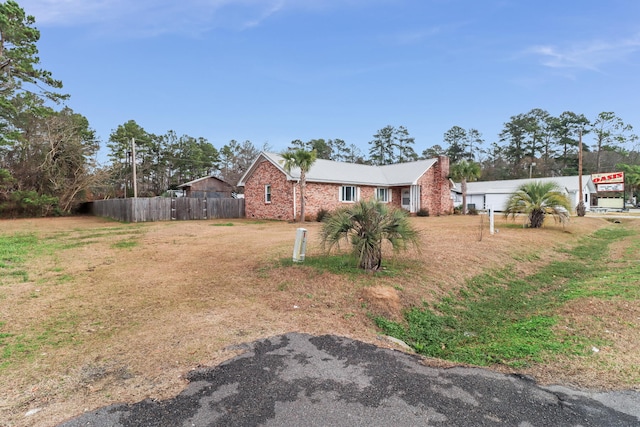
[91,197,245,222]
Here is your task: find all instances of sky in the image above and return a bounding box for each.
[17,0,640,164]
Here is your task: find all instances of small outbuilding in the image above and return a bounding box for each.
[178,176,234,199]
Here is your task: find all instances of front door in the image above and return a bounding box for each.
[402,188,411,210]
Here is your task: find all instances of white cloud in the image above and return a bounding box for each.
[237,0,285,30]
[19,0,382,35]
[386,27,443,45]
[19,0,384,35]
[21,0,134,25]
[528,35,640,71]
[18,0,289,36]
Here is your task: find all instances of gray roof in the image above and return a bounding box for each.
[453,175,596,195]
[238,152,439,187]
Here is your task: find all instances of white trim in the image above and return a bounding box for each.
[293,182,297,219]
[410,185,420,213]
[340,185,358,202]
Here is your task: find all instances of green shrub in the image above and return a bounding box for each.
[2,191,59,217]
[316,208,330,222]
[416,208,430,217]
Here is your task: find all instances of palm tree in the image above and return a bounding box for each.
[450,160,481,214]
[281,148,317,222]
[320,199,418,271]
[504,181,572,228]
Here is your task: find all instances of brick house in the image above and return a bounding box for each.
[237,152,453,221]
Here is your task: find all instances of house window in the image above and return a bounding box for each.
[340,186,357,202]
[265,185,271,203]
[376,187,390,203]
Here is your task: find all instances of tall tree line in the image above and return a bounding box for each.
[430,109,638,181]
[0,1,264,214]
[287,138,367,163]
[104,122,264,198]
[0,1,101,216]
[368,125,417,165]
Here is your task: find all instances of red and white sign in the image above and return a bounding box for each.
[597,183,624,192]
[592,172,624,184]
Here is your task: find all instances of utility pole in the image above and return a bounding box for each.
[577,129,585,216]
[124,153,128,199]
[131,137,138,198]
[578,130,583,200]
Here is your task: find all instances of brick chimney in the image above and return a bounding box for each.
[437,155,450,179]
[434,155,453,214]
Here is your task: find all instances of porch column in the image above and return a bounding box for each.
[410,185,420,213]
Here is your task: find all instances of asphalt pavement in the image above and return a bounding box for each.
[60,333,640,427]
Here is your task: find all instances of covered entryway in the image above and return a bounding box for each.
[401,186,420,213]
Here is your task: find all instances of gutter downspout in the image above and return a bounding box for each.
[292,181,297,221]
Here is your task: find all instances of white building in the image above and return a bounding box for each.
[452,176,596,212]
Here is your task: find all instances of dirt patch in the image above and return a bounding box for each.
[0,214,637,426]
[360,285,402,320]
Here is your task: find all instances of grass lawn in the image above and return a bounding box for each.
[0,214,638,426]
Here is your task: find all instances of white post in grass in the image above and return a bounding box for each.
[489,206,495,235]
[293,228,307,262]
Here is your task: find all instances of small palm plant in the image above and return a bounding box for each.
[450,159,481,215]
[504,181,572,228]
[281,148,317,223]
[320,199,419,271]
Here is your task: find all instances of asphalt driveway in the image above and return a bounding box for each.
[60,333,640,426]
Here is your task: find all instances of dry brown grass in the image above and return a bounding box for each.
[0,213,638,426]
